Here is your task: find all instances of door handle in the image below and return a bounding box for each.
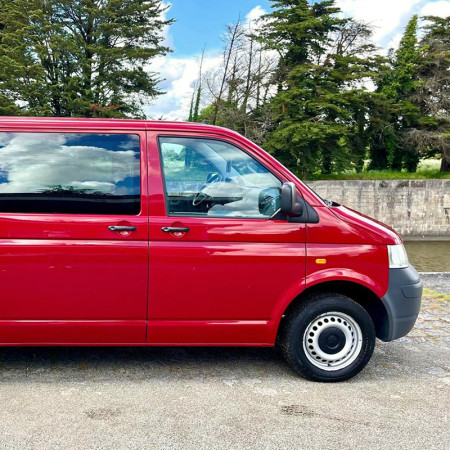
[108,225,137,232]
[161,227,190,233]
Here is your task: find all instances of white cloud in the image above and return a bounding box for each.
[336,0,423,46]
[386,32,404,51]
[245,5,266,25]
[0,133,139,194]
[144,5,269,120]
[144,52,222,120]
[421,1,450,17]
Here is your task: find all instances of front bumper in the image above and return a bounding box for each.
[379,265,423,341]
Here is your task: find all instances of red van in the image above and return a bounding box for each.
[0,117,422,381]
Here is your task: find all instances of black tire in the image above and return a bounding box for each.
[280,293,375,382]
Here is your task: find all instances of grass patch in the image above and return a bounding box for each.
[306,159,450,180]
[309,168,450,180]
[423,288,450,302]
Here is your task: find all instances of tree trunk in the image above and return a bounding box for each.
[213,21,242,125]
[441,153,450,172]
[241,36,254,114]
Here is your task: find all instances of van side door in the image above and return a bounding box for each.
[0,129,149,344]
[147,133,306,345]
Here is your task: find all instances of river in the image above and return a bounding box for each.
[404,241,450,272]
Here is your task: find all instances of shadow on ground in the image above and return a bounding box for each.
[0,336,447,383]
[0,346,292,381]
[0,274,448,383]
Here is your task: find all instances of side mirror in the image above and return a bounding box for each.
[281,182,303,217]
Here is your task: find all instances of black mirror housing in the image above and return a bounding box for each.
[281,182,303,217]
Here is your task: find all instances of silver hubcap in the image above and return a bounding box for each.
[303,312,363,371]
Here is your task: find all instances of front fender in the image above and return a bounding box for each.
[267,267,388,345]
[305,268,388,299]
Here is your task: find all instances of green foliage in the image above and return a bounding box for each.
[188,92,194,122]
[162,148,186,162]
[189,85,202,122]
[382,16,420,100]
[0,94,21,116]
[258,4,448,175]
[198,104,220,124]
[0,0,173,117]
[0,0,447,175]
[258,0,343,87]
[369,15,421,172]
[309,168,450,180]
[259,1,383,177]
[408,16,450,172]
[193,85,202,122]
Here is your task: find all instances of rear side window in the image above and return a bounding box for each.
[0,132,141,215]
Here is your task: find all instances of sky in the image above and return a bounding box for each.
[144,0,450,120]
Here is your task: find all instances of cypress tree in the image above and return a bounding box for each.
[259,1,381,176]
[193,85,202,122]
[369,15,421,171]
[188,92,194,122]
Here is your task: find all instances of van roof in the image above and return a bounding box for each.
[0,116,235,134]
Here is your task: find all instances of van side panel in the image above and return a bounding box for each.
[0,320,146,345]
[0,127,149,344]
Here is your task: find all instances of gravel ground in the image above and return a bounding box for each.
[0,274,449,450]
[420,272,450,293]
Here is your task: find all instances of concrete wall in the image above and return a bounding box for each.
[307,179,450,238]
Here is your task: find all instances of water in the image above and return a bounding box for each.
[404,241,450,272]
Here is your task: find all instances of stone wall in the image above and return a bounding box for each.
[307,179,450,238]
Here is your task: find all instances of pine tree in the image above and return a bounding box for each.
[259,1,381,176]
[0,4,21,115]
[192,48,205,122]
[0,0,173,117]
[193,85,202,122]
[369,15,421,171]
[188,91,194,122]
[258,0,342,88]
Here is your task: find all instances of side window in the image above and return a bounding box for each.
[0,132,141,215]
[159,137,282,219]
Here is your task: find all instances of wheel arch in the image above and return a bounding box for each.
[276,280,389,342]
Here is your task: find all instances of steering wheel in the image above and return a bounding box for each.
[192,187,210,206]
[192,172,223,207]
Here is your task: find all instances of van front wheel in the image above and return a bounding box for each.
[280,293,375,382]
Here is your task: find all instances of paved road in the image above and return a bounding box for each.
[0,274,449,450]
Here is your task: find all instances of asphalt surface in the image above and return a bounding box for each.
[0,274,449,450]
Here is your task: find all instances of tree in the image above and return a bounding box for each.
[368,15,421,172]
[258,1,381,176]
[257,0,342,87]
[210,20,245,125]
[188,47,205,122]
[0,0,173,117]
[405,16,450,172]
[198,17,276,144]
[0,4,21,115]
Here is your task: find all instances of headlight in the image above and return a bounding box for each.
[387,244,409,269]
